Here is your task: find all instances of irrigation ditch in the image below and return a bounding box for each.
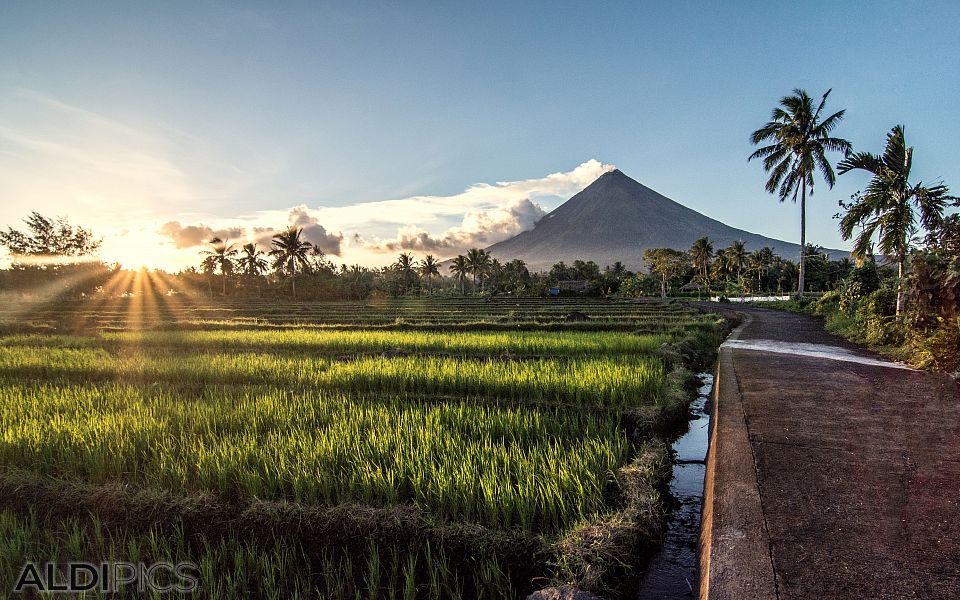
[637,372,714,599]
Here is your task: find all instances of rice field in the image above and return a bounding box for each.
[0,297,723,598]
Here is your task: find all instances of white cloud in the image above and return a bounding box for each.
[364,197,548,253]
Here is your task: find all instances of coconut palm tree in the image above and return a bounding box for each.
[689,236,714,281]
[269,228,312,299]
[748,246,775,292]
[199,237,237,296]
[749,88,851,294]
[605,261,628,280]
[837,125,958,314]
[727,240,748,283]
[466,248,492,292]
[712,248,731,281]
[238,243,268,276]
[394,252,418,295]
[419,255,440,294]
[449,255,468,295]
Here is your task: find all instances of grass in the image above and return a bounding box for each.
[0,381,628,532]
[0,298,724,597]
[0,508,517,599]
[1,329,671,359]
[0,344,666,408]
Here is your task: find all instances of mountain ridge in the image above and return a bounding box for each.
[481,169,847,271]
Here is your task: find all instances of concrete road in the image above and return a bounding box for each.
[699,306,960,600]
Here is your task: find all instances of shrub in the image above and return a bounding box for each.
[839,280,863,314]
[913,317,960,373]
[865,287,897,318]
[847,261,881,296]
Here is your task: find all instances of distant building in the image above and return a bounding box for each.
[557,280,595,293]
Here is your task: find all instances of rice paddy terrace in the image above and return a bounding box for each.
[0,296,724,598]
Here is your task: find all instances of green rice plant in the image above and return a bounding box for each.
[3,329,669,358]
[0,509,511,599]
[0,381,629,531]
[0,345,665,408]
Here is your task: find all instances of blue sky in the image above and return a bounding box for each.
[1,1,958,268]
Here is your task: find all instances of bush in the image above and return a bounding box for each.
[913,318,960,373]
[848,261,881,296]
[839,280,863,314]
[865,287,897,318]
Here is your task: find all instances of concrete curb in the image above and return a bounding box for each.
[699,312,778,600]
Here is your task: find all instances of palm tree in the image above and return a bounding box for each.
[419,255,440,294]
[449,255,469,295]
[727,240,748,283]
[605,261,628,281]
[837,125,958,314]
[712,248,731,281]
[269,228,312,299]
[238,243,268,276]
[465,248,492,292]
[749,88,851,294]
[689,236,714,281]
[199,237,237,296]
[394,252,418,295]
[749,246,775,292]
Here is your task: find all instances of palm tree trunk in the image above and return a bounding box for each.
[291,275,297,301]
[222,274,227,296]
[661,274,667,298]
[896,257,905,316]
[798,183,807,295]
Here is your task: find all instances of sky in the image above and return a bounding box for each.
[1,1,958,270]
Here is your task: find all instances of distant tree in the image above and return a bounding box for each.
[712,248,731,281]
[0,212,112,298]
[838,125,958,314]
[199,237,237,296]
[727,240,748,283]
[689,237,714,282]
[0,211,102,258]
[501,259,532,294]
[466,248,492,291]
[238,243,268,276]
[749,88,851,294]
[619,273,658,297]
[605,261,628,281]
[393,252,418,295]
[748,247,775,292]
[270,228,313,299]
[308,244,336,274]
[419,255,440,294]
[548,261,574,282]
[342,264,376,300]
[449,255,469,295]
[643,248,689,297]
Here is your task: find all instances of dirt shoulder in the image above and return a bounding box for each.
[699,304,960,599]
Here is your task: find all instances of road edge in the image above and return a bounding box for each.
[699,311,779,600]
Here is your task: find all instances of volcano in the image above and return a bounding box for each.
[484,169,846,271]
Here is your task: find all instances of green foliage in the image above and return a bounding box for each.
[0,509,512,599]
[913,318,960,373]
[852,261,881,294]
[618,274,658,298]
[0,212,102,257]
[839,280,863,314]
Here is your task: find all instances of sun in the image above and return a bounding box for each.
[100,230,173,271]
